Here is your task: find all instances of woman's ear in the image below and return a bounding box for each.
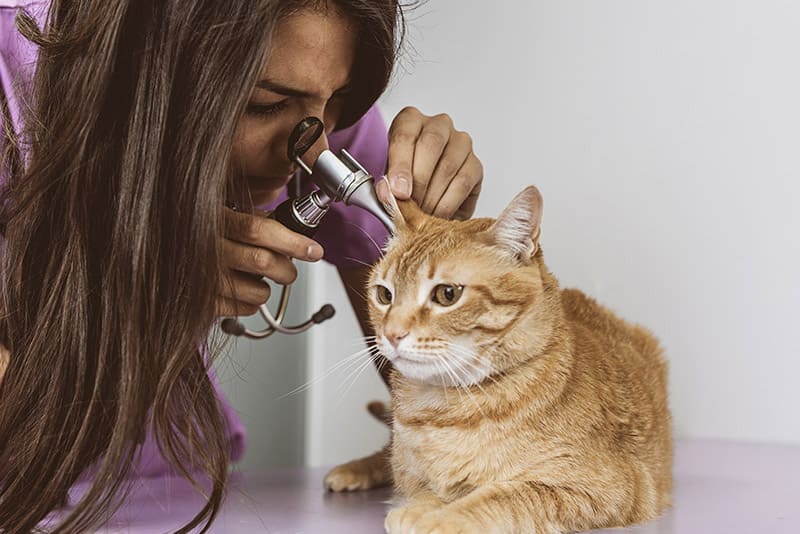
[490,185,543,260]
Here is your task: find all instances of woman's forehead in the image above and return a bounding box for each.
[257,8,356,100]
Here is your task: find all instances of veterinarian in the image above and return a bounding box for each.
[0,0,483,531]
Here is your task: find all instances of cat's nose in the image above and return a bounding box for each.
[386,331,409,348]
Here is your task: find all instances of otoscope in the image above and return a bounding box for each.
[221,116,395,340]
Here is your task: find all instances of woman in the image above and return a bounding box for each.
[0,0,482,532]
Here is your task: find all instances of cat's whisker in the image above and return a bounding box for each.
[430,354,464,403]
[442,342,500,387]
[433,352,486,418]
[276,346,375,399]
[334,351,379,399]
[336,344,382,387]
[340,276,371,303]
[343,256,377,270]
[336,347,382,402]
[450,356,494,401]
[277,354,368,400]
[442,348,493,401]
[345,336,379,349]
[375,354,392,388]
[343,221,385,258]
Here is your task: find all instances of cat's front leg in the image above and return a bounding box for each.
[385,491,448,534]
[324,443,392,491]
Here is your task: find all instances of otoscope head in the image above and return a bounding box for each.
[345,179,396,232]
[288,116,396,233]
[309,149,396,232]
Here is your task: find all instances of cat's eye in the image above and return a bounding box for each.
[431,284,464,306]
[375,285,393,305]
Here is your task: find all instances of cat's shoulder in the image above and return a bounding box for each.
[559,287,603,316]
[559,287,661,351]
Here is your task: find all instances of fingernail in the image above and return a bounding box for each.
[376,179,390,203]
[306,244,324,261]
[389,174,411,197]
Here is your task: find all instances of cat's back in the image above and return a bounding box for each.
[560,287,665,370]
[559,287,671,481]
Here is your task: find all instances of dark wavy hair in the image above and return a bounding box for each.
[0,0,404,532]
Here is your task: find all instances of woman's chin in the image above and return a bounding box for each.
[249,175,293,207]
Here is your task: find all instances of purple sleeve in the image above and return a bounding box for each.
[1,3,34,185]
[2,2,49,191]
[0,1,46,138]
[314,105,391,268]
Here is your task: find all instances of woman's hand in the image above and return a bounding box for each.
[380,106,483,220]
[218,208,324,317]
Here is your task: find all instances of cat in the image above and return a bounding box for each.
[368,186,672,533]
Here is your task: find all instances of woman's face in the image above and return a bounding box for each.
[232,8,357,206]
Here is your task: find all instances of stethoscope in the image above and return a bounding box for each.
[221,116,395,339]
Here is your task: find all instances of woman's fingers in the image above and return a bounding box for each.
[386,107,483,220]
[219,270,272,306]
[419,129,472,215]
[224,208,324,261]
[216,296,259,318]
[385,107,420,199]
[222,238,298,285]
[408,115,453,206]
[218,207,326,318]
[432,152,483,220]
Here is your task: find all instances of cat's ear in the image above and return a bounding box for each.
[377,179,402,226]
[490,186,543,260]
[396,199,425,230]
[376,179,424,230]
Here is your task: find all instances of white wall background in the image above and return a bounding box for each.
[304,0,800,467]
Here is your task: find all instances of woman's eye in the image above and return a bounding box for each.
[431,284,464,306]
[245,100,289,118]
[375,285,393,305]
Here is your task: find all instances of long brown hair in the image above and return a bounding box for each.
[0,1,404,532]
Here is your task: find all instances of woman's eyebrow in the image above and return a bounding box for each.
[255,78,352,98]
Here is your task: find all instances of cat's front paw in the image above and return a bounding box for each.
[384,504,433,533]
[323,445,391,492]
[385,507,472,534]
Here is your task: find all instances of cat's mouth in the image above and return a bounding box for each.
[391,355,439,382]
[392,352,430,364]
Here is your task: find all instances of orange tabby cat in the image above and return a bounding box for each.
[369,186,672,533]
